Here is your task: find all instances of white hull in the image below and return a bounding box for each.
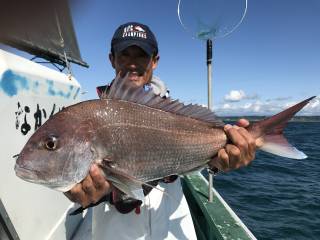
[0,50,85,240]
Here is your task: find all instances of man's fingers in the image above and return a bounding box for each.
[65,183,90,207]
[81,175,97,203]
[90,165,112,192]
[218,119,256,171]
[217,149,230,171]
[224,125,248,152]
[64,188,77,202]
[225,144,242,169]
[236,118,249,128]
[64,165,112,208]
[209,149,230,172]
[66,183,83,201]
[237,127,256,160]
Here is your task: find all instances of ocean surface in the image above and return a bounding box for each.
[206,122,320,240]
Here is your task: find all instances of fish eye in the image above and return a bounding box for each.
[44,136,58,151]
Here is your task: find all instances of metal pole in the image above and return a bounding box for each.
[207,39,213,110]
[207,39,214,202]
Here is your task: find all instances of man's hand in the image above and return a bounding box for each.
[64,164,112,207]
[208,119,256,172]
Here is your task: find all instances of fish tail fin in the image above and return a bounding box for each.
[248,96,316,159]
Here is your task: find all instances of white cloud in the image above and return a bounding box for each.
[224,90,246,102]
[222,103,232,109]
[215,95,320,116]
[224,90,259,102]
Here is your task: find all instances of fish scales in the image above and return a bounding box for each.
[88,99,227,182]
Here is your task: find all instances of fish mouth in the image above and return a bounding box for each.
[14,164,40,182]
[14,164,77,192]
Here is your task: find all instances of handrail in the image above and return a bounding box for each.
[181,172,256,240]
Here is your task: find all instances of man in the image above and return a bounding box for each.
[65,22,256,239]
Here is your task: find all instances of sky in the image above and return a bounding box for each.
[68,0,320,116]
[7,0,320,116]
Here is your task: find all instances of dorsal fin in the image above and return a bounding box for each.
[102,73,224,126]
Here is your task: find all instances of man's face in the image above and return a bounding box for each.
[109,45,159,87]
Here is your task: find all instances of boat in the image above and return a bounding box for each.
[0,1,256,239]
[0,1,88,239]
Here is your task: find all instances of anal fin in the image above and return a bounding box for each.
[259,135,307,159]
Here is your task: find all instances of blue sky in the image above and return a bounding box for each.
[69,0,320,116]
[5,0,319,116]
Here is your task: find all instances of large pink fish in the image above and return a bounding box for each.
[15,75,314,199]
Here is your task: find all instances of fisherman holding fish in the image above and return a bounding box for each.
[15,21,312,239]
[65,22,257,239]
[14,18,313,239]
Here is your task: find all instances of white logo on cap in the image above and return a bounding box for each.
[122,25,147,39]
[134,26,145,32]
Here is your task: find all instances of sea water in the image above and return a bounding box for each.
[209,122,320,240]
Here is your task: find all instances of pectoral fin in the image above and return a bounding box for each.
[106,175,145,201]
[100,158,168,201]
[99,158,145,201]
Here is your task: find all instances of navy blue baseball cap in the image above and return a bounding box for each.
[111,22,158,56]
